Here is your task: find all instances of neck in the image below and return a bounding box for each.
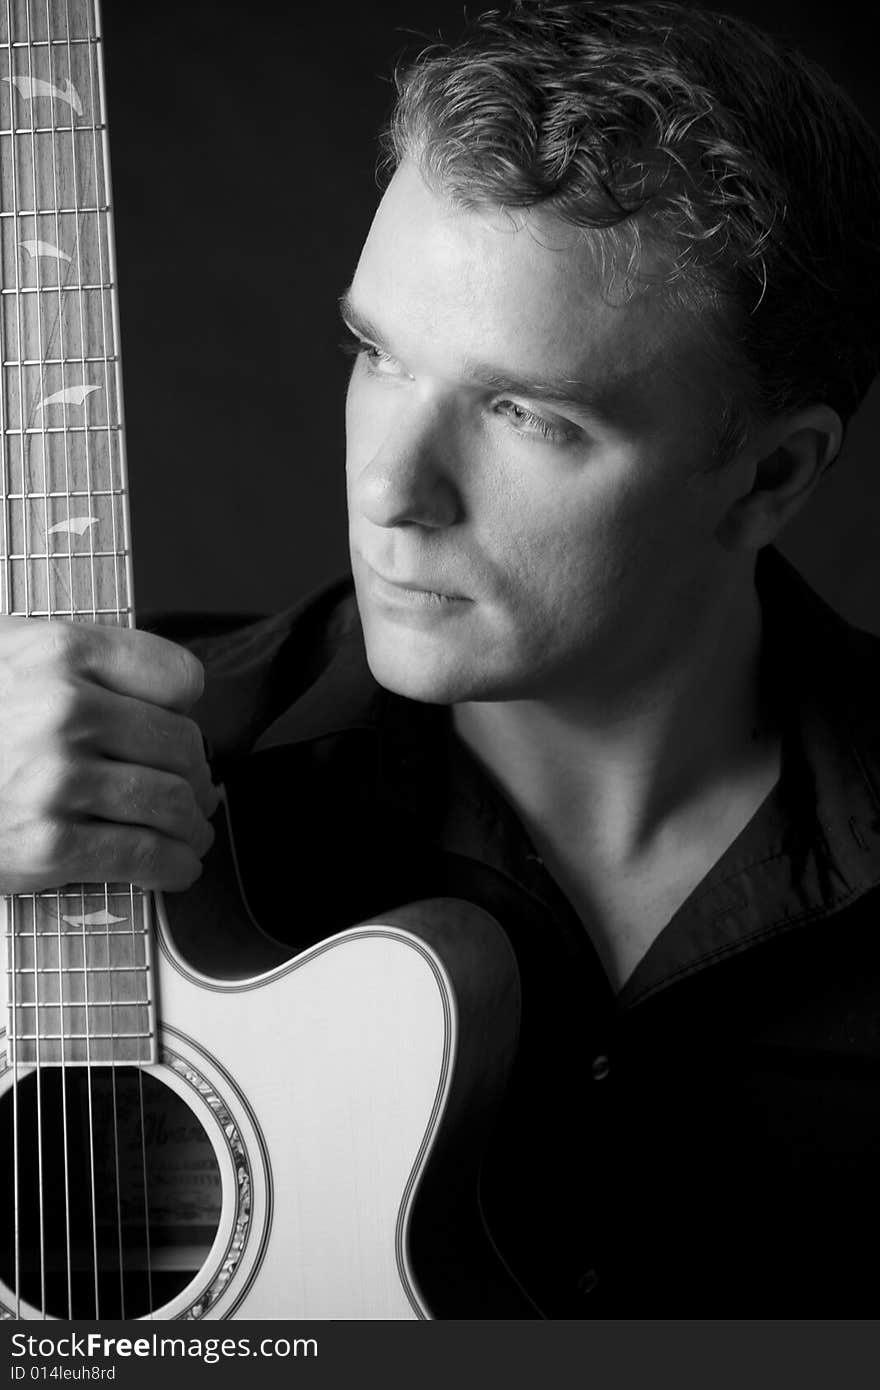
[453,563,775,864]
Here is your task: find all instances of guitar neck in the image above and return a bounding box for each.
[1,2,154,1069]
[1,0,131,625]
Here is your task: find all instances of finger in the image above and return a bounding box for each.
[79,823,208,893]
[84,687,220,817]
[8,821,207,895]
[72,761,216,857]
[83,626,205,711]
[0,618,206,712]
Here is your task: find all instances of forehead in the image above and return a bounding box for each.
[349,160,694,397]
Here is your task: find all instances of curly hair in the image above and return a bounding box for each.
[381,1,880,456]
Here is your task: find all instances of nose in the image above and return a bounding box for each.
[349,398,463,531]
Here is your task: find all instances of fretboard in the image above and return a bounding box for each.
[1,0,155,1067]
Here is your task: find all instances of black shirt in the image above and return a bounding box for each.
[166,547,880,1316]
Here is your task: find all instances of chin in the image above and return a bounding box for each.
[363,643,471,705]
[360,621,489,705]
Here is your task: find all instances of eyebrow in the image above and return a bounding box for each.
[337,288,612,417]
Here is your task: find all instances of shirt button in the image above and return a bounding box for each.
[576,1268,600,1295]
[591,1053,610,1081]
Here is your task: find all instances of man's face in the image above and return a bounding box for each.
[344,160,752,705]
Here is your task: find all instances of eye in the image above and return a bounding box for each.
[339,332,407,378]
[493,399,575,444]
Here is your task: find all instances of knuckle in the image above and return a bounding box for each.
[129,832,199,891]
[177,715,206,771]
[148,635,204,707]
[162,775,196,825]
[45,621,84,666]
[132,830,163,883]
[29,817,75,875]
[33,754,81,812]
[40,677,87,735]
[115,767,143,818]
[177,647,205,704]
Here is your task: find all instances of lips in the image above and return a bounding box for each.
[362,558,468,602]
[380,575,462,598]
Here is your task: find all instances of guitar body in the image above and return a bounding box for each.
[0,803,529,1320]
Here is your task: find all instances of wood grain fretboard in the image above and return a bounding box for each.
[1,1,154,1068]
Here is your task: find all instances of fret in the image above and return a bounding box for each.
[1,122,104,135]
[2,286,115,296]
[5,487,124,497]
[5,606,131,618]
[6,40,97,50]
[30,888,138,899]
[12,891,141,906]
[7,926,144,937]
[6,922,145,934]
[6,549,127,560]
[13,1033,153,1043]
[4,425,119,434]
[6,539,125,550]
[0,205,107,216]
[4,355,117,364]
[29,887,140,898]
[13,965,150,976]
[8,928,145,939]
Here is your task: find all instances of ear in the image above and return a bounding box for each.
[715,404,843,551]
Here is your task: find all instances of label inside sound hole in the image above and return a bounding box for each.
[89,1070,223,1262]
[0,1066,223,1317]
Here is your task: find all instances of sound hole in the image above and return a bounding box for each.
[0,1067,223,1318]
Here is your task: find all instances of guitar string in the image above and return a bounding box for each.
[82,1,127,1318]
[43,0,76,1319]
[91,0,155,1318]
[3,0,25,1321]
[22,0,50,1318]
[0,26,9,630]
[13,0,49,1312]
[62,0,101,1319]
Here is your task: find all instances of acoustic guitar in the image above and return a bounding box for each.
[0,0,529,1320]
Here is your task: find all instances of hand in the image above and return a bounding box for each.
[0,617,219,893]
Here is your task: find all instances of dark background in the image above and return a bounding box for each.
[100,1,880,630]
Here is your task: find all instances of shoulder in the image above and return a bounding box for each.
[144,576,369,759]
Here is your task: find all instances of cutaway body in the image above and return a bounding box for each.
[1,866,527,1319]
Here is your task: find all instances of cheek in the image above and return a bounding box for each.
[486,462,647,594]
[344,371,384,474]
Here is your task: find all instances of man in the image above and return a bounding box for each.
[2,0,880,1314]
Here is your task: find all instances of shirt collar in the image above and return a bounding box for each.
[252,549,880,996]
[621,548,880,1003]
[253,588,388,751]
